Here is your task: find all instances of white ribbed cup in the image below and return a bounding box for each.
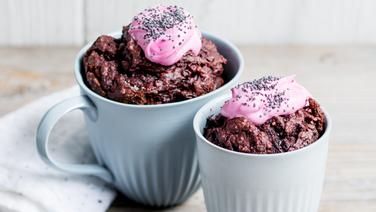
[193,95,331,212]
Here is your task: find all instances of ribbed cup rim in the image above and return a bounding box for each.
[193,94,332,158]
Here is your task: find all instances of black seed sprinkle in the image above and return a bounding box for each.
[232,76,298,115]
[129,6,190,42]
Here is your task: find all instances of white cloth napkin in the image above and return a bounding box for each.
[0,86,116,212]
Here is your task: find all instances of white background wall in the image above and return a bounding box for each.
[1,0,376,46]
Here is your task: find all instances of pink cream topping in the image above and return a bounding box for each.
[221,75,312,125]
[128,5,202,66]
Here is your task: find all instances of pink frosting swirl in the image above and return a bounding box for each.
[128,5,202,66]
[221,75,312,125]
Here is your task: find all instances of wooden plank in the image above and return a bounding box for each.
[84,0,376,44]
[84,0,134,42]
[0,47,78,115]
[0,0,84,46]
[0,0,376,45]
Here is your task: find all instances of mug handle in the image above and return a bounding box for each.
[36,95,114,183]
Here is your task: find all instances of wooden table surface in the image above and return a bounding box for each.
[0,45,375,211]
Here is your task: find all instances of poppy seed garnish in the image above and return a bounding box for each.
[129,6,189,42]
[128,5,203,65]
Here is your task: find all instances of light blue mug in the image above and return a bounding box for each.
[36,31,244,207]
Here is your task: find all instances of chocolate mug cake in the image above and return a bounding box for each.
[83,5,227,105]
[37,5,244,207]
[194,76,330,212]
[204,75,326,154]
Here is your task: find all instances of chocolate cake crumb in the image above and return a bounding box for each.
[83,25,227,105]
[204,98,325,154]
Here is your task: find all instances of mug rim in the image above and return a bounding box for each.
[193,94,332,158]
[74,31,244,109]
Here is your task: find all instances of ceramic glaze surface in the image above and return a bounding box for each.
[36,32,243,206]
[194,95,330,212]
